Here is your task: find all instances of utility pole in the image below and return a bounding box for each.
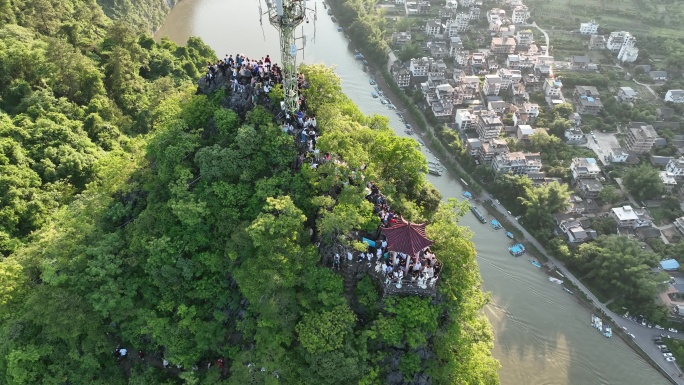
[264,0,309,115]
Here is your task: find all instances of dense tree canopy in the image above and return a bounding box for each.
[0,3,500,381]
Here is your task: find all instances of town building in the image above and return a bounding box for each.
[610,148,629,163]
[487,99,507,114]
[611,205,652,228]
[409,57,431,77]
[557,216,596,244]
[606,31,632,52]
[391,63,411,88]
[565,127,584,143]
[492,152,542,175]
[516,125,537,141]
[570,157,601,180]
[617,87,637,103]
[455,109,475,131]
[478,139,509,164]
[588,34,606,50]
[576,178,604,198]
[543,78,563,97]
[450,12,471,32]
[624,122,658,154]
[391,32,412,47]
[483,74,502,95]
[425,19,442,36]
[491,36,517,54]
[464,138,481,156]
[665,90,684,103]
[674,217,684,236]
[574,86,603,115]
[666,157,684,179]
[579,21,599,35]
[649,71,668,82]
[497,68,522,89]
[511,5,530,24]
[476,112,504,139]
[515,29,534,47]
[660,171,678,190]
[617,41,639,63]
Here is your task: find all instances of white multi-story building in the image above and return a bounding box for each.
[606,31,635,52]
[391,64,411,88]
[492,152,543,175]
[617,33,639,63]
[666,157,684,178]
[570,157,601,180]
[511,5,530,24]
[565,127,584,143]
[611,206,652,229]
[477,112,504,140]
[543,78,563,97]
[483,74,502,95]
[665,90,684,103]
[409,57,431,77]
[425,19,442,36]
[579,21,599,34]
[515,29,534,46]
[450,13,471,32]
[455,109,475,131]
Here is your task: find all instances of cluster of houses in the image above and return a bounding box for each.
[383,1,684,250]
[581,21,640,63]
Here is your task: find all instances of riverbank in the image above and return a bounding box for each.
[370,48,682,385]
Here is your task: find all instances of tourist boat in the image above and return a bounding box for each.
[490,219,502,230]
[563,286,574,295]
[337,26,343,32]
[369,79,376,85]
[331,16,337,22]
[509,243,525,256]
[371,92,378,98]
[505,231,514,239]
[380,99,387,105]
[529,259,542,268]
[471,206,487,223]
[404,129,414,135]
[462,191,473,200]
[416,139,424,146]
[604,326,613,338]
[549,277,563,284]
[327,8,332,15]
[427,166,443,176]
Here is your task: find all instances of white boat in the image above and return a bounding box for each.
[549,277,563,284]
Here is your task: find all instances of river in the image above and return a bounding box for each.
[156,1,668,384]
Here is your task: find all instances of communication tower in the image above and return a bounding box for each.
[264,0,310,115]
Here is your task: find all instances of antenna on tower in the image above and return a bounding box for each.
[263,0,314,115]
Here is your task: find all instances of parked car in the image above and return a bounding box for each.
[664,353,674,358]
[666,357,676,362]
[655,325,664,330]
[641,319,647,326]
[668,328,678,333]
[647,323,654,328]
[628,333,636,338]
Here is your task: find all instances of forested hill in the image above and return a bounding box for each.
[0,1,500,384]
[97,0,182,32]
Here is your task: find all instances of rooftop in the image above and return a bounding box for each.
[612,205,639,221]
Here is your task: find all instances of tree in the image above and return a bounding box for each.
[575,235,667,305]
[623,164,664,200]
[518,181,571,231]
[598,185,623,203]
[592,216,618,235]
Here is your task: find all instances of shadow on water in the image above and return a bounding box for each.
[156,1,670,384]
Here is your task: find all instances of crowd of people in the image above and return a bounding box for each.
[204,52,325,169]
[365,183,441,289]
[332,183,442,290]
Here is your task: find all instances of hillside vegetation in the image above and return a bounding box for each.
[0,1,499,384]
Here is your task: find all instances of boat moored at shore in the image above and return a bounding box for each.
[471,206,487,223]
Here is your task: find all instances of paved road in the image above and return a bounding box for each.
[522,22,549,50]
[483,196,684,384]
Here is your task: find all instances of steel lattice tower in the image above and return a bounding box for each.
[265,0,306,115]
